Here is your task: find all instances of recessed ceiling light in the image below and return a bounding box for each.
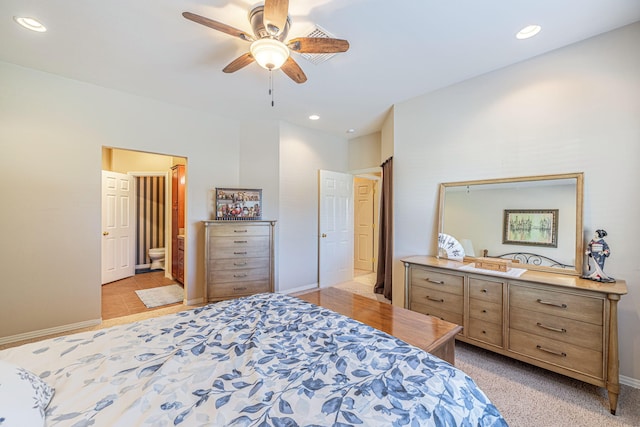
[309,115,320,121]
[13,16,47,32]
[346,129,355,134]
[516,25,541,40]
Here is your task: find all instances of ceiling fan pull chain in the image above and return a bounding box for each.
[269,70,275,107]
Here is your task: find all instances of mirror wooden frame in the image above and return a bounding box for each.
[437,172,584,276]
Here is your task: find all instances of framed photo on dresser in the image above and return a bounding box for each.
[215,188,262,220]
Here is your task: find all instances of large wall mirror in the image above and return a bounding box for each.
[437,173,584,276]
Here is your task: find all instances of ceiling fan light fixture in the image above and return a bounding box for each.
[250,38,290,70]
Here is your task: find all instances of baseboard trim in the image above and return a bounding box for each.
[281,283,318,295]
[621,375,640,389]
[0,318,102,346]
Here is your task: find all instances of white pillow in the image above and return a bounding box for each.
[0,360,54,427]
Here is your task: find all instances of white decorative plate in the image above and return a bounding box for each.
[438,233,465,261]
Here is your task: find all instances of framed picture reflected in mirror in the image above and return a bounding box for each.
[503,209,558,247]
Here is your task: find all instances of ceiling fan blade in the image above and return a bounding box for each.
[287,37,350,54]
[280,56,307,84]
[263,0,289,35]
[182,12,253,42]
[222,53,255,73]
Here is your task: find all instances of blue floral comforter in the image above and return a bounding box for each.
[0,293,507,426]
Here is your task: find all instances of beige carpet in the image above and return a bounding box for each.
[455,341,640,426]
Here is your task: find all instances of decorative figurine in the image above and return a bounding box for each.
[583,229,615,282]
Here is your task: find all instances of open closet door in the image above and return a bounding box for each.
[318,170,354,288]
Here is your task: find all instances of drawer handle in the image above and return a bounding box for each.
[234,273,248,278]
[536,322,567,333]
[234,240,248,243]
[537,299,567,309]
[482,309,487,313]
[481,289,488,293]
[426,296,444,303]
[425,278,445,285]
[234,251,247,255]
[233,286,248,291]
[536,345,567,357]
[234,262,247,266]
[234,230,248,233]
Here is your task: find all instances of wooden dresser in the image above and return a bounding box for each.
[203,220,275,302]
[403,255,627,415]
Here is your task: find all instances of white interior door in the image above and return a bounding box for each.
[319,170,354,288]
[102,171,135,284]
[354,177,376,271]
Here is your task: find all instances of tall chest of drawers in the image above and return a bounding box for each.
[203,220,275,302]
[403,256,627,415]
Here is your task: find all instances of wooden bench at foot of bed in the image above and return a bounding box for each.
[295,287,462,365]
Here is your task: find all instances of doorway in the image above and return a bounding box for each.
[101,147,187,318]
[353,173,380,288]
[318,169,381,290]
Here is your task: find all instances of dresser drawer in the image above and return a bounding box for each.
[208,257,269,271]
[209,267,269,283]
[208,279,270,299]
[411,285,463,314]
[410,301,463,326]
[207,224,270,237]
[510,284,603,325]
[469,278,503,303]
[468,320,502,347]
[208,237,270,259]
[469,299,502,324]
[410,267,463,295]
[509,330,603,379]
[208,235,269,250]
[510,308,603,351]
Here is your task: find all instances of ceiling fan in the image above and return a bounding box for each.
[183,0,350,84]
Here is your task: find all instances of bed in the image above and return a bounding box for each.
[0,292,507,426]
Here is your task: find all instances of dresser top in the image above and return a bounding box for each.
[202,220,276,225]
[402,255,627,295]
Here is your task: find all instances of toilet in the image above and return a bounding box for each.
[148,248,165,270]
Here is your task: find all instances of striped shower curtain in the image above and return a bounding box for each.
[135,176,166,267]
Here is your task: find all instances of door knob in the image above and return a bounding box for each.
[103,231,109,236]
[321,233,327,238]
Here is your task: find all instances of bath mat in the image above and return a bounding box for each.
[135,284,183,308]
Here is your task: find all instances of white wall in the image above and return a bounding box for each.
[0,61,240,338]
[348,132,381,171]
[278,122,348,293]
[239,120,280,221]
[393,23,640,381]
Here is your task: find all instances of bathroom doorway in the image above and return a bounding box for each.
[101,147,187,318]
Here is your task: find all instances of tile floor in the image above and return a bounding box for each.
[102,271,182,320]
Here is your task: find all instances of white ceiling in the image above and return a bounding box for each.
[2,1,639,138]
